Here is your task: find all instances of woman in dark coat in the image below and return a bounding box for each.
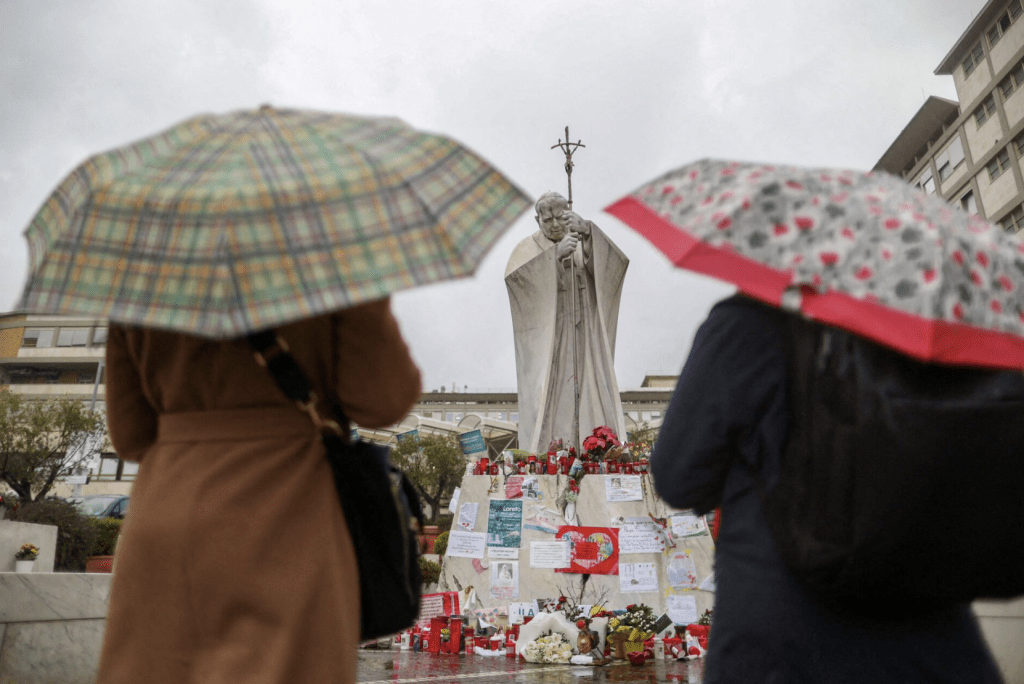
[651,294,1002,684]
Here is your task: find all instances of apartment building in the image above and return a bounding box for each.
[875,0,1024,232]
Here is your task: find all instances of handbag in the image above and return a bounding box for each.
[246,330,424,640]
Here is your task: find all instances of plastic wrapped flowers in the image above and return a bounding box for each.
[522,632,574,663]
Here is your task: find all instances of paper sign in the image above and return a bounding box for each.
[605,475,643,502]
[508,600,540,624]
[490,561,519,600]
[699,572,716,592]
[670,514,707,538]
[667,551,698,589]
[529,540,571,568]
[487,499,523,548]
[521,476,544,500]
[523,503,560,533]
[448,487,461,513]
[458,502,479,531]
[619,562,658,593]
[459,429,487,455]
[555,526,619,575]
[505,475,525,499]
[619,521,666,554]
[666,595,699,625]
[447,530,487,558]
[417,591,460,627]
[489,547,519,560]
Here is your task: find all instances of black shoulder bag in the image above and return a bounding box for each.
[247,330,424,640]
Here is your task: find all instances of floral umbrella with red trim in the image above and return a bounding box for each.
[606,158,1024,369]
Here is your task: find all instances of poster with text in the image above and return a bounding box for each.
[487,499,523,548]
[619,562,658,593]
[605,475,643,502]
[529,540,571,568]
[555,526,619,575]
[490,560,520,601]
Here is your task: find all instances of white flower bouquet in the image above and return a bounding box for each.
[522,632,574,663]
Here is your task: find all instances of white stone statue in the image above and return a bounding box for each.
[505,192,628,454]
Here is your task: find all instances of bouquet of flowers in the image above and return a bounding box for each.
[15,543,39,561]
[522,632,574,663]
[607,604,658,643]
[582,426,621,461]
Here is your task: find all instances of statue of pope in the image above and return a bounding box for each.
[505,192,628,453]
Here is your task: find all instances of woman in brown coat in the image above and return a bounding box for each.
[96,298,421,684]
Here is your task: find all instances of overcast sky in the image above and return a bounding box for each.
[0,0,977,390]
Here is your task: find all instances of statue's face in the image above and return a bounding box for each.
[536,198,569,241]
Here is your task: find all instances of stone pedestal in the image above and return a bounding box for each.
[439,472,715,624]
[0,572,111,684]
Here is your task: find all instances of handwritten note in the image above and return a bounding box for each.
[619,521,666,554]
[667,550,698,589]
[447,530,487,558]
[666,595,698,625]
[459,502,479,531]
[670,514,707,538]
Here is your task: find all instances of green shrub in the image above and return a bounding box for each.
[12,499,96,572]
[436,514,454,533]
[419,556,441,585]
[433,530,449,556]
[90,517,123,556]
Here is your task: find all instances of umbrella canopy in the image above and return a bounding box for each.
[606,158,1024,369]
[18,106,532,338]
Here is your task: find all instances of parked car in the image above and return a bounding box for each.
[74,494,130,519]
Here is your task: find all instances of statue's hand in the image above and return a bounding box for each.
[555,233,579,260]
[563,211,591,237]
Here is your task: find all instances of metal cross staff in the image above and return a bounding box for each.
[551,126,585,455]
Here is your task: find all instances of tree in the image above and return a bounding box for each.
[0,389,106,502]
[389,433,466,524]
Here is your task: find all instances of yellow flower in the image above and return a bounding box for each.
[628,628,641,642]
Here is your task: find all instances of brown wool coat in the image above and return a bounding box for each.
[96,299,421,684]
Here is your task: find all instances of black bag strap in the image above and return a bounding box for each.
[246,330,349,440]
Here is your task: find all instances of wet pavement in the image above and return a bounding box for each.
[356,649,705,683]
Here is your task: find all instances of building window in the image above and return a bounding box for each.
[56,328,89,347]
[961,190,978,216]
[988,148,1011,180]
[923,175,936,194]
[91,327,109,346]
[1001,60,1024,100]
[975,95,997,127]
[989,0,1023,46]
[1001,204,1024,232]
[935,136,966,182]
[963,42,985,77]
[21,328,55,348]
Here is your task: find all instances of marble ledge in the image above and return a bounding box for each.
[0,573,111,623]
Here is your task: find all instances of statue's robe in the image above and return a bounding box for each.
[505,225,628,453]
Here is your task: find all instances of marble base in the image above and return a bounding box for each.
[439,472,715,624]
[0,573,112,684]
[0,619,105,684]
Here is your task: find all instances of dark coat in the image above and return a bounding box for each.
[652,295,1002,684]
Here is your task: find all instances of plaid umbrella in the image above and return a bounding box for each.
[18,106,531,338]
[606,158,1024,369]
